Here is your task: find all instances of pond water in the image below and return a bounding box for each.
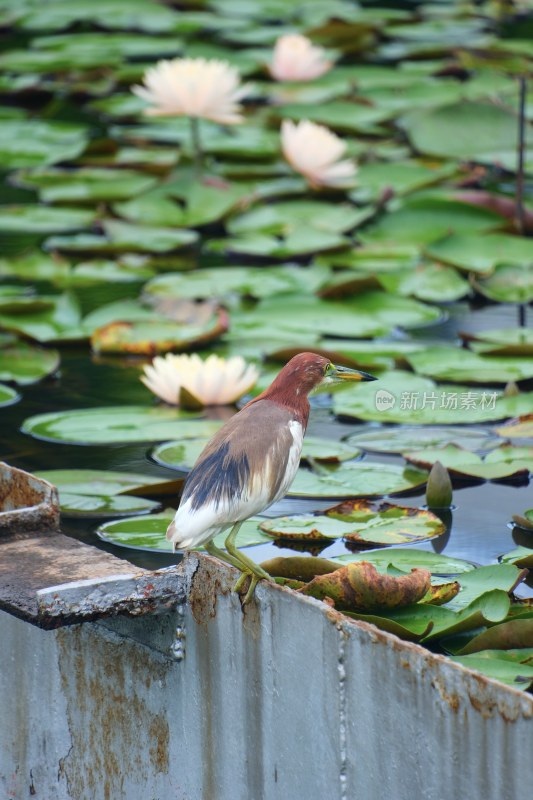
[2,299,531,596]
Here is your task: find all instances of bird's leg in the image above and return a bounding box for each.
[224,522,273,583]
[203,539,243,571]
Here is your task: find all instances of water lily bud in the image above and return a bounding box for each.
[504,381,520,397]
[426,461,453,509]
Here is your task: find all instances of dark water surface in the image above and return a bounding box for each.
[2,297,532,597]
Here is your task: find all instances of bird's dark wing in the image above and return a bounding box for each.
[182,399,299,512]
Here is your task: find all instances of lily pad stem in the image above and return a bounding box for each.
[189,115,203,179]
[515,76,526,236]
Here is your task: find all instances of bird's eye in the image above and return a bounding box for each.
[324,362,334,376]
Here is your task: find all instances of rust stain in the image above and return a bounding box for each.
[57,623,171,799]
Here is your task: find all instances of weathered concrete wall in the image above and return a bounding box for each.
[1,553,532,800]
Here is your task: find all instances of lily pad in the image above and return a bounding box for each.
[0,205,95,234]
[46,220,198,255]
[407,346,533,384]
[334,548,476,576]
[22,406,221,445]
[90,310,228,355]
[56,492,161,518]
[15,167,158,204]
[0,292,86,343]
[288,463,428,499]
[449,652,533,689]
[325,499,445,545]
[472,265,533,304]
[96,512,271,553]
[453,621,533,656]
[334,370,533,424]
[0,383,20,407]
[0,119,88,168]
[462,328,533,357]
[345,425,500,454]
[404,444,533,480]
[501,547,533,569]
[425,233,533,275]
[494,415,533,439]
[377,263,470,303]
[0,341,60,385]
[401,101,533,172]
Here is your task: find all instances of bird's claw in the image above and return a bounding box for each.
[233,569,272,605]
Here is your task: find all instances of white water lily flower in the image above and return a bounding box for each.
[132,58,249,124]
[281,119,357,189]
[141,354,259,407]
[269,34,332,82]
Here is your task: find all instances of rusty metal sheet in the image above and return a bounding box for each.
[0,462,59,536]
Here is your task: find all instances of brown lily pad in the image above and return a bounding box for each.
[90,309,229,355]
[326,499,445,546]
[297,561,432,612]
[494,415,533,439]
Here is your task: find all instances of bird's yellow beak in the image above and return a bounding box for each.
[326,363,378,383]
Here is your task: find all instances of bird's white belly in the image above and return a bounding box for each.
[166,419,304,550]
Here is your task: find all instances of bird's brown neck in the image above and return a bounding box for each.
[246,383,310,429]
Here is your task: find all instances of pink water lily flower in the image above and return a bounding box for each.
[281,119,357,189]
[269,34,332,82]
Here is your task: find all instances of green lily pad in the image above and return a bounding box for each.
[453,621,533,656]
[35,468,177,497]
[463,328,533,357]
[22,406,221,445]
[0,292,86,343]
[501,547,533,568]
[0,119,88,168]
[377,263,470,303]
[345,425,500,454]
[260,501,442,546]
[276,101,389,134]
[405,444,533,480]
[352,159,457,204]
[449,652,533,689]
[334,548,476,575]
[91,311,228,355]
[425,233,533,275]
[0,341,60,385]
[0,382,20,407]
[143,265,326,302]
[56,492,161,518]
[401,101,533,172]
[0,205,95,234]
[15,167,158,204]
[407,346,533,384]
[227,200,363,237]
[472,265,533,304]
[46,220,198,255]
[288,462,427,499]
[334,370,533,424]
[96,512,271,553]
[361,196,500,248]
[18,0,182,33]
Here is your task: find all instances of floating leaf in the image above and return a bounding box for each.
[260,500,441,546]
[96,512,271,553]
[377,262,470,303]
[334,370,533,424]
[90,310,228,355]
[448,653,533,689]
[57,492,161,518]
[405,444,533,480]
[463,328,533,357]
[16,167,158,203]
[345,425,499,454]
[289,463,428,499]
[334,548,476,575]
[298,562,431,612]
[0,292,86,343]
[0,205,94,234]
[301,436,361,464]
[455,620,533,655]
[22,406,221,445]
[407,345,533,384]
[0,119,88,168]
[501,547,533,569]
[426,233,533,275]
[260,556,338,582]
[0,382,19,407]
[472,265,533,304]
[0,340,60,385]
[401,101,533,172]
[494,415,533,439]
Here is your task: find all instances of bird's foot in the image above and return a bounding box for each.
[233,564,273,604]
